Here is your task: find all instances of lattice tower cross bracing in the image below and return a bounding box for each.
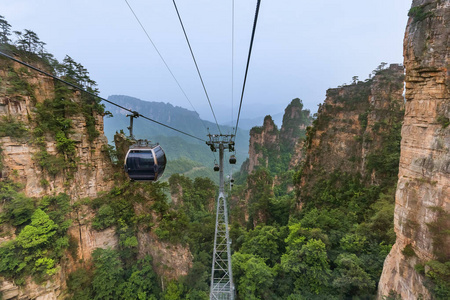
[207,135,235,300]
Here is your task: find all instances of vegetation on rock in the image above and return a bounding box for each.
[225,64,404,299]
[0,116,28,139]
[0,15,107,182]
[0,180,72,285]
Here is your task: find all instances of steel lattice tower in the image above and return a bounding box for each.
[207,135,235,300]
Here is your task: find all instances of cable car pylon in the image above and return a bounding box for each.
[206,134,235,300]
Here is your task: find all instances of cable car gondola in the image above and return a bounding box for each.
[124,140,166,181]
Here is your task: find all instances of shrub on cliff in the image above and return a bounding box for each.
[0,185,72,284]
[0,116,28,139]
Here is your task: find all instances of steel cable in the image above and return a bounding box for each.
[0,51,206,142]
[234,0,262,137]
[124,0,209,133]
[171,0,222,135]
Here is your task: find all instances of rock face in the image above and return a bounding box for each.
[243,98,311,175]
[245,115,279,174]
[298,64,405,201]
[0,56,116,299]
[137,231,193,281]
[67,205,119,264]
[0,56,194,299]
[377,1,450,299]
[232,99,311,227]
[0,59,115,199]
[279,98,309,150]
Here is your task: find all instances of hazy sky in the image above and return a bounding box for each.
[3,0,411,124]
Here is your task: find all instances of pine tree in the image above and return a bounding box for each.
[14,29,46,54]
[0,15,12,44]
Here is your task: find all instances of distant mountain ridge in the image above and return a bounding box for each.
[105,95,208,137]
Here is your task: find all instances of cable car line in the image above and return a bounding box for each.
[231,0,235,129]
[234,0,262,138]
[0,51,206,143]
[124,0,219,163]
[123,0,209,133]
[171,0,222,135]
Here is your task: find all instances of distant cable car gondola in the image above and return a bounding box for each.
[124,140,166,181]
[214,163,220,172]
[229,155,236,164]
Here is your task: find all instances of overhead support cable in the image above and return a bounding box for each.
[231,0,235,131]
[0,51,206,142]
[171,0,222,135]
[123,0,209,132]
[234,0,262,137]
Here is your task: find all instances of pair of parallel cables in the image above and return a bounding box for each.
[123,0,262,141]
[0,0,262,144]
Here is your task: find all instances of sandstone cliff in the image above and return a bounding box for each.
[279,63,406,298]
[244,115,279,174]
[232,99,311,228]
[298,64,405,203]
[242,98,311,175]
[0,53,116,299]
[0,53,193,299]
[378,1,450,299]
[280,98,310,151]
[0,58,115,199]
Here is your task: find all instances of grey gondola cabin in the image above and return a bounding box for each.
[124,143,166,181]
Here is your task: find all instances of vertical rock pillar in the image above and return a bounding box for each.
[377,1,450,299]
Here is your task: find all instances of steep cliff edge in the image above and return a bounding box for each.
[0,57,115,199]
[232,99,311,228]
[0,51,118,299]
[242,98,311,175]
[0,50,193,299]
[279,63,405,298]
[378,1,450,299]
[244,115,279,174]
[298,64,405,205]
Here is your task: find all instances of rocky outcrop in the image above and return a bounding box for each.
[243,99,311,175]
[279,98,310,150]
[245,115,279,174]
[0,55,115,299]
[0,277,63,300]
[114,131,134,166]
[137,231,193,280]
[377,1,450,299]
[298,64,405,200]
[231,100,311,228]
[0,53,196,300]
[0,58,115,199]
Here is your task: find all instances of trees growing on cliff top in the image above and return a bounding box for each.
[14,29,46,54]
[0,15,12,44]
